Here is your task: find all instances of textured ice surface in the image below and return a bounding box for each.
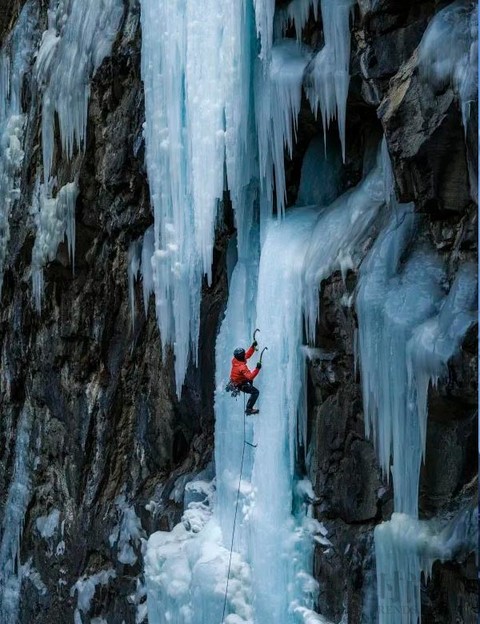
[305,0,355,160]
[275,0,320,41]
[253,0,276,60]
[70,569,116,624]
[0,1,38,294]
[303,142,391,343]
[296,134,343,207]
[140,0,257,394]
[419,0,478,130]
[357,208,477,517]
[35,0,123,181]
[109,495,144,565]
[255,39,312,218]
[357,205,446,515]
[0,409,33,623]
[31,177,79,311]
[35,509,60,540]
[144,481,253,624]
[375,508,477,624]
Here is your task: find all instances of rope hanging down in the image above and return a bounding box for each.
[220,393,256,622]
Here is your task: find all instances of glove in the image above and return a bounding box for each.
[256,362,262,369]
[252,340,258,348]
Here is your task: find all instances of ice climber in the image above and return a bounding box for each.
[229,340,262,415]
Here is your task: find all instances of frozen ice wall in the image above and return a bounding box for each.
[0,1,38,294]
[140,0,257,395]
[249,207,323,623]
[419,0,478,130]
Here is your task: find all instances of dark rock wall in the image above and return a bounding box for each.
[0,0,477,623]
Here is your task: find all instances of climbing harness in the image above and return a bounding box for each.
[220,392,256,623]
[225,379,241,397]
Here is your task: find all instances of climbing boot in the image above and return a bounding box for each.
[245,408,259,415]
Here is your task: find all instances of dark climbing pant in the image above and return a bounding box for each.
[239,382,259,411]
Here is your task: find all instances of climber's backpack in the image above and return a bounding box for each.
[225,380,241,398]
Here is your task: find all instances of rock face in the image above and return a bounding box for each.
[0,1,477,623]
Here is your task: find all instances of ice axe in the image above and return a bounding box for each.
[259,347,268,364]
[253,328,260,351]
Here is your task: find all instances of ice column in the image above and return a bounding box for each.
[305,0,355,160]
[0,1,38,294]
[250,207,324,623]
[140,0,257,394]
[34,0,124,181]
[0,409,33,623]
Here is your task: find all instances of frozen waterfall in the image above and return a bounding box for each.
[140,0,257,395]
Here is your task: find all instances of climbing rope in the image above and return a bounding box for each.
[221,392,253,622]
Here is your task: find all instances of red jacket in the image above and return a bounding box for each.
[230,346,259,385]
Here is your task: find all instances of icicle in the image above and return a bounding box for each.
[35,0,124,181]
[253,0,276,60]
[418,0,478,131]
[0,1,38,295]
[31,177,79,312]
[304,0,354,161]
[128,239,142,330]
[141,226,154,314]
[140,0,257,395]
[407,263,477,464]
[255,39,312,219]
[274,0,320,42]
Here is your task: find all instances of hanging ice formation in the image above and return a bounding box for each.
[305,0,355,161]
[140,0,257,395]
[30,0,123,307]
[356,185,478,620]
[0,1,38,295]
[255,39,312,219]
[274,0,320,43]
[375,507,477,624]
[418,0,478,131]
[303,141,392,344]
[31,178,79,311]
[34,0,124,182]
